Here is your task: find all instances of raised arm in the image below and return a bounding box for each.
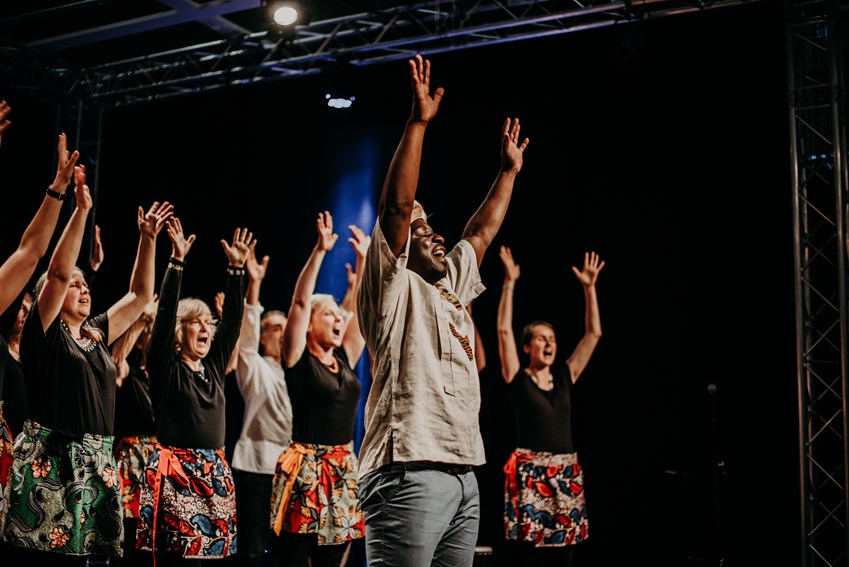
[462,119,530,266]
[339,261,357,326]
[565,251,604,383]
[246,245,269,308]
[379,54,444,257]
[105,200,173,344]
[0,100,11,146]
[217,227,254,366]
[214,291,240,375]
[36,165,92,331]
[341,224,369,367]
[0,132,78,313]
[81,223,105,288]
[497,245,522,384]
[147,217,195,362]
[282,211,338,368]
[112,295,157,385]
[237,244,269,365]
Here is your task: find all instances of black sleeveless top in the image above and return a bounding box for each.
[508,364,575,454]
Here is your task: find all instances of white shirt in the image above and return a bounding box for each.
[231,302,293,474]
[356,219,486,479]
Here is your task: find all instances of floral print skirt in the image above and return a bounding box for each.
[115,434,157,520]
[135,444,237,559]
[503,448,589,547]
[270,440,364,545]
[3,419,124,556]
[0,403,14,536]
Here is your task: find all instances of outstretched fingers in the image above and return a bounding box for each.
[74,165,93,210]
[505,118,530,150]
[55,133,80,187]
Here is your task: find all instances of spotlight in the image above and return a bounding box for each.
[326,94,355,109]
[272,6,299,26]
[263,1,311,41]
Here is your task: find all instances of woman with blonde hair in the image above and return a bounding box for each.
[135,218,254,566]
[0,127,80,541]
[269,210,369,567]
[5,161,171,565]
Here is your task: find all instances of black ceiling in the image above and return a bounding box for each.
[0,0,766,107]
[0,1,412,68]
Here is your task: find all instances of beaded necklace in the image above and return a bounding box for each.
[193,361,209,383]
[61,319,98,353]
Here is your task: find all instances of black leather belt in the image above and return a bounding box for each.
[405,461,473,475]
[439,464,473,475]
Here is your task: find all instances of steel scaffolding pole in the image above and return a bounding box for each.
[787,0,849,565]
[0,0,763,109]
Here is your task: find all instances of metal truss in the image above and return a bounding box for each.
[787,0,849,565]
[0,0,761,109]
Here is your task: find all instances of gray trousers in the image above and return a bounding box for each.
[359,462,480,567]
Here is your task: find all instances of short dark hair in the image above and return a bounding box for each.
[520,320,555,347]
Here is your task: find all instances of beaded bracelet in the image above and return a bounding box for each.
[227,266,246,276]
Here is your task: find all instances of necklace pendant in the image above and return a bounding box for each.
[61,319,98,353]
[194,363,209,383]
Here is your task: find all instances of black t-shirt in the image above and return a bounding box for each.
[0,334,8,397]
[20,300,116,436]
[147,265,245,449]
[286,347,361,445]
[508,364,575,454]
[113,347,156,439]
[2,352,27,437]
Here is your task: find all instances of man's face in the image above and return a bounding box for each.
[407,218,448,284]
[261,312,287,358]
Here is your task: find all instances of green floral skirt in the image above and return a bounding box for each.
[3,419,123,557]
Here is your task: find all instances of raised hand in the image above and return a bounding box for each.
[90,224,105,272]
[571,251,605,287]
[53,133,81,193]
[0,100,11,146]
[347,224,370,260]
[500,118,530,174]
[246,246,269,283]
[213,291,225,319]
[138,200,174,239]
[345,262,356,289]
[221,227,255,267]
[409,54,444,124]
[74,165,93,211]
[143,294,159,323]
[316,211,339,252]
[166,217,196,260]
[499,245,521,284]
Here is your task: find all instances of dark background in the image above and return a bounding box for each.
[0,1,797,565]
